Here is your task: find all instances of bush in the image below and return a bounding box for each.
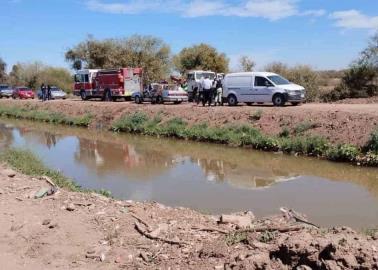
[322,65,377,101]
[365,128,378,154]
[294,121,317,134]
[326,144,360,162]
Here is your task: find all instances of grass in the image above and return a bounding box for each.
[112,112,378,166]
[0,106,92,127]
[0,148,111,197]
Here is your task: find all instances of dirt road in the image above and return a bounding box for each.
[1,164,377,269]
[0,99,377,146]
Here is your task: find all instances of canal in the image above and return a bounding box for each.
[0,118,377,229]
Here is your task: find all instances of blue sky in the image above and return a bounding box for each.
[0,0,377,71]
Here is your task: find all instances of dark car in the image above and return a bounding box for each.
[12,87,35,99]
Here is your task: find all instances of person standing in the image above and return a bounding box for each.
[201,75,212,106]
[47,85,52,100]
[41,84,46,102]
[214,77,223,106]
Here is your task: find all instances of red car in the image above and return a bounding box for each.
[12,87,35,99]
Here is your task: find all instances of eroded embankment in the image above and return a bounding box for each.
[0,99,377,166]
[0,152,377,270]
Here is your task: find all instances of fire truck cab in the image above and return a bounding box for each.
[73,68,143,101]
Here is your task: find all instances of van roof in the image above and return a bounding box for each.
[188,70,215,74]
[226,72,278,77]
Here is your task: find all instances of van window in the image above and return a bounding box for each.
[187,73,194,80]
[227,76,252,87]
[254,76,273,87]
[84,74,89,83]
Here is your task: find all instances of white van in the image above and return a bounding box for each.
[222,72,305,106]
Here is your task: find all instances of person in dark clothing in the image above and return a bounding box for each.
[41,84,46,102]
[47,85,52,100]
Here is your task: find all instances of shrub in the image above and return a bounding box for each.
[112,112,148,132]
[249,110,263,121]
[279,127,290,138]
[364,127,378,154]
[326,144,360,162]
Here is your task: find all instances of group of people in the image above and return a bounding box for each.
[199,76,223,106]
[40,84,52,101]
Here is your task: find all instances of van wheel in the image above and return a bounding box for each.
[80,90,87,101]
[228,94,238,106]
[291,102,300,106]
[135,96,142,104]
[272,94,285,107]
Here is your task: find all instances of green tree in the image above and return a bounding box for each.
[239,56,255,72]
[0,57,7,83]
[65,35,171,84]
[173,43,229,74]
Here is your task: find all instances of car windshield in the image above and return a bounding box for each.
[51,87,60,91]
[267,75,290,85]
[195,72,215,80]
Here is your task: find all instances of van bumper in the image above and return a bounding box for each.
[284,93,305,102]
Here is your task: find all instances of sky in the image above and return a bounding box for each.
[0,0,377,71]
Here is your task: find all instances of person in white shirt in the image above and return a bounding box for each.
[201,76,213,106]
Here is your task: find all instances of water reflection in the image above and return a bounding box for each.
[0,119,378,228]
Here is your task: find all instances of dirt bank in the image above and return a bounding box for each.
[0,164,377,270]
[0,99,377,146]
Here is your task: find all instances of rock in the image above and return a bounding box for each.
[66,203,75,211]
[372,232,378,240]
[34,187,49,199]
[48,223,58,229]
[100,253,106,262]
[322,260,342,270]
[214,265,224,270]
[296,265,312,270]
[4,169,16,178]
[219,214,253,229]
[42,219,51,225]
[115,256,122,263]
[140,252,149,262]
[339,254,358,268]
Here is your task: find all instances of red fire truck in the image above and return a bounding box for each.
[73,68,143,101]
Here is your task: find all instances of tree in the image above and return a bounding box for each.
[324,31,378,101]
[173,43,229,74]
[8,62,73,92]
[0,57,7,83]
[239,56,255,72]
[65,35,172,84]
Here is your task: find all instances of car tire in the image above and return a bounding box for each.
[80,90,87,101]
[291,102,300,106]
[228,94,238,106]
[135,96,142,104]
[272,94,285,107]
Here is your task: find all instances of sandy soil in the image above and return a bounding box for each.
[0,99,377,146]
[0,165,377,270]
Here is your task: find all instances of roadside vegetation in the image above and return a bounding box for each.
[0,148,111,197]
[0,106,92,127]
[112,112,378,166]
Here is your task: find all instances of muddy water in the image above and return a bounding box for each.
[0,118,377,228]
